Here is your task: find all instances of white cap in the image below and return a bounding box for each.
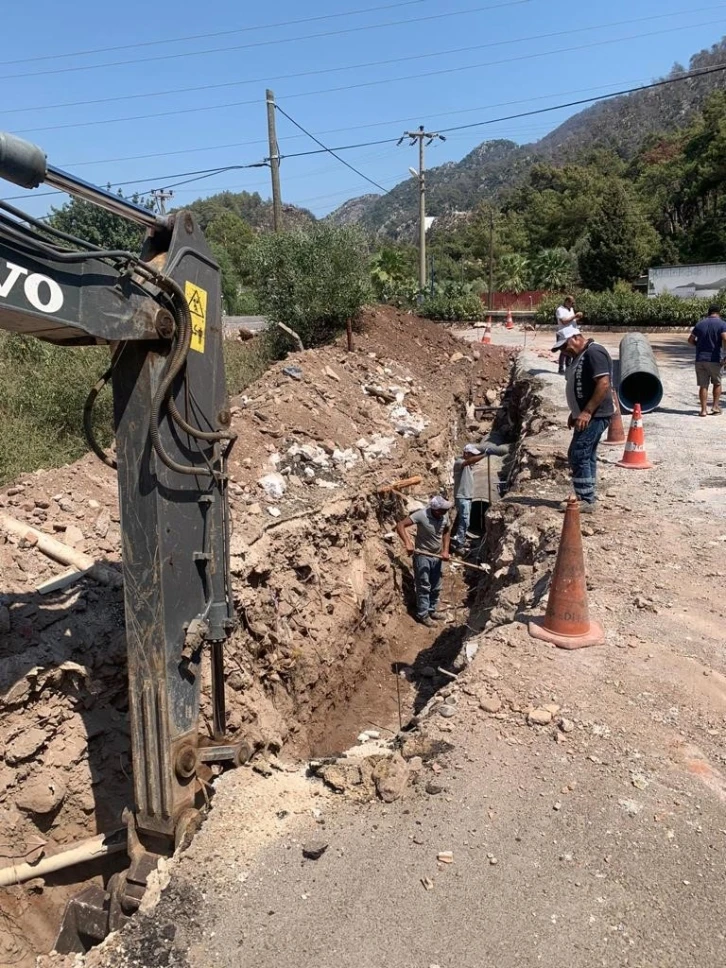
[552,324,581,351]
[463,444,480,455]
[429,495,453,511]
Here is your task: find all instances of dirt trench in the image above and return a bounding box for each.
[0,308,513,964]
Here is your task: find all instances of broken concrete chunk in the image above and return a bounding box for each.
[257,473,286,500]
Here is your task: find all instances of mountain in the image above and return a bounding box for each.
[183,190,315,234]
[327,37,726,238]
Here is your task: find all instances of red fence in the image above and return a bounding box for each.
[481,290,549,311]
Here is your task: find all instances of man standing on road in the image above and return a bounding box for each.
[688,306,726,417]
[396,495,452,627]
[552,324,614,512]
[452,444,485,552]
[555,296,584,375]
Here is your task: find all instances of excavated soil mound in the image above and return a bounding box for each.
[0,306,510,964]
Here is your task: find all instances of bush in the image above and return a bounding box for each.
[535,289,713,327]
[245,224,372,348]
[419,292,484,321]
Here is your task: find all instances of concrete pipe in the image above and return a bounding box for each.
[617,333,663,413]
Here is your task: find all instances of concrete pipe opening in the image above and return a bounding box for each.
[617,333,663,413]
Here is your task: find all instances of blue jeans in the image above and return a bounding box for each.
[413,553,443,619]
[568,417,609,503]
[453,498,471,547]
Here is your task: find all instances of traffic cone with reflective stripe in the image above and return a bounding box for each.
[480,317,492,345]
[528,496,605,650]
[616,403,653,469]
[505,309,515,330]
[602,389,626,447]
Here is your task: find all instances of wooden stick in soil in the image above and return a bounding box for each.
[376,476,422,494]
[0,513,122,588]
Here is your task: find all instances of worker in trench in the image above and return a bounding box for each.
[396,495,452,627]
[552,323,614,512]
[451,444,486,553]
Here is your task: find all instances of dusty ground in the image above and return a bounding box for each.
[65,324,726,968]
[0,308,511,964]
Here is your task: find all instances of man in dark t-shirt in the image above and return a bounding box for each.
[688,306,726,416]
[552,324,614,511]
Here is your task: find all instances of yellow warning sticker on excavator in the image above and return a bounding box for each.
[185,281,207,353]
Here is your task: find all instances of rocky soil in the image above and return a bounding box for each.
[0,307,511,965]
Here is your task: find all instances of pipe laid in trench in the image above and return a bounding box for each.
[0,830,125,887]
[617,333,664,413]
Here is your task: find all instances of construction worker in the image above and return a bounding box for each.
[688,305,726,417]
[452,444,485,551]
[552,324,613,512]
[555,296,583,375]
[396,495,452,627]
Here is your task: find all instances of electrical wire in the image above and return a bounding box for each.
[275,104,390,193]
[5,4,720,117]
[56,68,711,169]
[3,61,726,208]
[0,0,428,66]
[0,0,533,82]
[12,16,726,136]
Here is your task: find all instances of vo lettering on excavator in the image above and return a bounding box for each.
[0,258,64,314]
[185,280,207,353]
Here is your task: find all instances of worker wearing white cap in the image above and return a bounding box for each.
[451,444,486,551]
[554,296,583,375]
[396,495,452,627]
[552,324,614,511]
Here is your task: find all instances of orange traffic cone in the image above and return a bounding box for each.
[505,309,514,330]
[529,496,605,650]
[480,317,492,345]
[616,403,653,469]
[602,389,626,447]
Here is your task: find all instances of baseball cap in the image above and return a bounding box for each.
[429,495,453,511]
[463,444,480,455]
[551,324,581,352]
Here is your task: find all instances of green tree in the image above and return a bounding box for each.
[578,183,658,290]
[531,248,576,290]
[204,210,256,314]
[370,246,416,300]
[47,193,151,251]
[245,224,372,348]
[496,253,530,293]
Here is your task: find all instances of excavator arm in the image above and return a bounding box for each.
[0,133,247,948]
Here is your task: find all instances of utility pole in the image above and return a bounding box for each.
[150,188,174,216]
[266,89,283,232]
[488,209,495,312]
[399,125,445,294]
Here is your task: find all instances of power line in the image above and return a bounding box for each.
[0,0,427,66]
[0,0,532,82]
[6,4,719,117]
[55,70,705,169]
[12,15,726,136]
[4,61,726,208]
[275,104,391,193]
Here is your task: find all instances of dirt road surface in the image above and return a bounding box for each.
[74,327,726,968]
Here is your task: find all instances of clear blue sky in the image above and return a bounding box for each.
[2,0,726,220]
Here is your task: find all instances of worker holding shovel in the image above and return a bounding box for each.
[396,495,452,627]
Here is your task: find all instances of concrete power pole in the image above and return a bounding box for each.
[151,188,174,216]
[399,125,445,294]
[265,89,283,232]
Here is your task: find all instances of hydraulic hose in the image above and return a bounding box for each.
[83,365,118,470]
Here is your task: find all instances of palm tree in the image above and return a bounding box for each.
[532,248,575,290]
[496,253,531,294]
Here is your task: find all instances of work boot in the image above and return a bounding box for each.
[428,611,446,622]
[417,615,434,628]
